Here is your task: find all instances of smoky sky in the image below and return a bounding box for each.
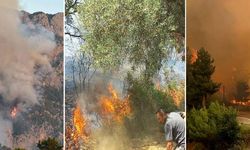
[188,0,250,96]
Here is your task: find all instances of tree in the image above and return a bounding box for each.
[234,80,250,101]
[187,48,220,108]
[78,0,184,81]
[37,137,63,150]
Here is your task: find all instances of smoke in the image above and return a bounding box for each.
[93,126,131,150]
[0,0,55,105]
[187,0,250,98]
[0,115,12,147]
[0,0,56,147]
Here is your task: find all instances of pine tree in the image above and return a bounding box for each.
[187,47,220,108]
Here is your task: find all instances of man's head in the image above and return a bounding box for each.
[156,108,167,124]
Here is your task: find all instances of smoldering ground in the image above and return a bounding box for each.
[188,0,250,98]
[0,0,57,148]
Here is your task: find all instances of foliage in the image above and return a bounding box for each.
[65,0,80,17]
[14,148,26,150]
[78,0,184,80]
[188,102,241,149]
[37,137,63,150]
[124,73,177,136]
[187,47,220,108]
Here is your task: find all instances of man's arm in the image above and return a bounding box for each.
[165,122,173,150]
[166,141,173,150]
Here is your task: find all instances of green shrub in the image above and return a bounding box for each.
[124,74,177,137]
[188,102,241,149]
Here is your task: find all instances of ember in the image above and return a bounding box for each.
[10,107,17,119]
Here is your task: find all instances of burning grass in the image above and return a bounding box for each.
[99,84,131,124]
[72,105,89,143]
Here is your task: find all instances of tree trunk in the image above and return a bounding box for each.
[202,96,206,108]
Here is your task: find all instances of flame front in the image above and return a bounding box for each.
[72,105,88,143]
[230,99,250,106]
[99,84,131,123]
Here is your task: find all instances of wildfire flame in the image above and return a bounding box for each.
[190,48,198,64]
[230,99,250,106]
[10,106,17,119]
[99,84,131,123]
[72,105,89,143]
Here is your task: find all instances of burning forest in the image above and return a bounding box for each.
[65,0,185,149]
[187,0,250,149]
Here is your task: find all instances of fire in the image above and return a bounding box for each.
[169,89,183,107]
[230,99,250,106]
[72,105,89,143]
[190,48,198,64]
[99,84,131,123]
[10,106,17,119]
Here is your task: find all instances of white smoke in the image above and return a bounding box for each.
[0,0,55,105]
[0,114,13,147]
[0,0,56,148]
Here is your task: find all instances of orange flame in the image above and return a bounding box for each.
[72,105,89,143]
[190,49,198,64]
[230,99,250,106]
[99,84,131,123]
[10,107,17,119]
[169,89,183,107]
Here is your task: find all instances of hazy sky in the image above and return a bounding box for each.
[188,0,250,97]
[19,0,63,13]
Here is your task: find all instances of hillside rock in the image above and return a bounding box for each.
[19,11,64,86]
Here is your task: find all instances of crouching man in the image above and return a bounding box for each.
[156,109,185,150]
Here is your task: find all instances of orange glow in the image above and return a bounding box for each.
[10,107,17,119]
[190,49,198,64]
[99,84,131,123]
[230,99,250,106]
[72,105,89,143]
[169,90,182,107]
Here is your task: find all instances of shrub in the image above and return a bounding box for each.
[188,102,241,149]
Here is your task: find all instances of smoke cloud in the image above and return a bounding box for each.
[187,0,250,98]
[0,0,55,105]
[0,0,56,147]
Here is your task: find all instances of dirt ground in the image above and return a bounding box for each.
[237,111,250,125]
[237,111,250,149]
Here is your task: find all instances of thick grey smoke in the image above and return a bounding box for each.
[0,0,55,105]
[187,0,250,98]
[0,0,56,147]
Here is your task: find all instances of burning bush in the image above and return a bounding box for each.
[99,84,131,124]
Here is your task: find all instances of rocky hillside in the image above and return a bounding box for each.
[20,11,63,76]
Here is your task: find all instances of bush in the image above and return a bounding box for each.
[37,137,63,150]
[188,102,241,149]
[124,74,177,137]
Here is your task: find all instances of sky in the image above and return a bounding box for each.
[188,0,250,97]
[19,0,63,14]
